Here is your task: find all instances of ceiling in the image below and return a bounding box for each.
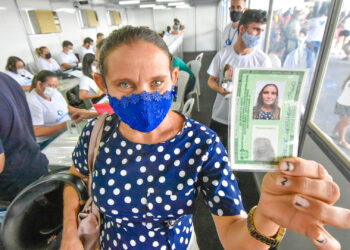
[54,0,221,8]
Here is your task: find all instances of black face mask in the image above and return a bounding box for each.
[45,53,52,59]
[230,11,243,23]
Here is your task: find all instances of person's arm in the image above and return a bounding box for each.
[21,85,31,92]
[208,75,230,96]
[213,157,350,249]
[0,152,4,174]
[33,122,67,137]
[61,63,74,70]
[79,89,103,100]
[71,110,98,123]
[60,165,86,250]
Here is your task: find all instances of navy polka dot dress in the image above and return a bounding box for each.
[73,114,244,249]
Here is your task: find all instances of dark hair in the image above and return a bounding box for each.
[35,46,47,57]
[99,25,173,80]
[62,40,73,48]
[6,56,25,73]
[83,37,93,45]
[174,18,180,23]
[253,84,280,120]
[238,9,267,33]
[30,70,57,91]
[166,26,171,32]
[97,33,104,39]
[82,53,96,79]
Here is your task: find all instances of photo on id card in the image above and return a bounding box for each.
[229,69,307,171]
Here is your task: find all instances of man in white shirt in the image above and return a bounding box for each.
[58,40,79,70]
[222,0,246,49]
[79,37,95,61]
[208,9,271,148]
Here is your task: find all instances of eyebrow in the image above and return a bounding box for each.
[110,74,169,84]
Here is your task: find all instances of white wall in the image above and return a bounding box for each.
[0,0,127,71]
[126,8,154,29]
[195,5,217,51]
[0,0,34,71]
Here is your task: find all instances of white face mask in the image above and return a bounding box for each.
[17,68,25,76]
[43,87,56,98]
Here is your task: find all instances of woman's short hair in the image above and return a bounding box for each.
[82,53,96,79]
[35,46,47,57]
[83,37,93,45]
[30,70,56,91]
[99,25,173,80]
[6,56,24,73]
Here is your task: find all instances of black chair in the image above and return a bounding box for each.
[0,169,88,250]
[66,85,87,109]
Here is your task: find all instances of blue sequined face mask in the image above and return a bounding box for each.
[108,89,174,133]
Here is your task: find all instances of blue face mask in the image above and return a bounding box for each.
[108,90,173,133]
[174,24,180,30]
[242,32,261,48]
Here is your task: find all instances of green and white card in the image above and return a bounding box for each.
[229,69,307,171]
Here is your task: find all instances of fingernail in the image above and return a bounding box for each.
[280,162,294,171]
[316,234,326,244]
[277,176,290,186]
[294,195,310,207]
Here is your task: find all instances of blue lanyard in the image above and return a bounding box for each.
[225,27,238,46]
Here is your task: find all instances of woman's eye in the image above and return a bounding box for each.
[120,82,130,88]
[153,80,163,86]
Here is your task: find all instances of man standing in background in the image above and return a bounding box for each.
[208,9,271,149]
[222,0,246,49]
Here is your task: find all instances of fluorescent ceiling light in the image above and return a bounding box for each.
[119,0,140,5]
[140,4,156,8]
[168,2,185,6]
[156,0,179,2]
[0,6,7,11]
[153,5,167,9]
[176,4,190,8]
[56,8,76,13]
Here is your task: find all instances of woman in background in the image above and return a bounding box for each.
[5,56,33,91]
[27,70,81,149]
[36,46,60,72]
[253,83,281,120]
[332,74,350,149]
[79,53,103,103]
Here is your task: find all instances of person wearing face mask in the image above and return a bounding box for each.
[208,9,271,149]
[79,53,104,103]
[27,70,82,149]
[222,0,246,49]
[60,26,350,250]
[79,37,95,62]
[5,56,33,92]
[58,40,80,70]
[172,18,185,34]
[35,46,60,72]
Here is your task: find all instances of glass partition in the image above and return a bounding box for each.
[308,0,350,167]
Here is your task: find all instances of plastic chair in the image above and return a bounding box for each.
[26,62,39,75]
[171,71,190,112]
[195,52,204,63]
[182,98,195,118]
[0,169,88,250]
[186,60,202,112]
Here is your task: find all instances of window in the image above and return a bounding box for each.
[107,10,121,26]
[78,9,99,28]
[28,10,61,34]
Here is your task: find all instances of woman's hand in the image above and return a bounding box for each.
[71,110,98,123]
[258,157,350,250]
[60,235,84,250]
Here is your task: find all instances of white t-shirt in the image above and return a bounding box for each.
[37,57,60,72]
[222,23,238,49]
[79,75,99,94]
[79,46,95,61]
[207,47,271,125]
[58,51,79,67]
[27,90,70,142]
[5,69,33,86]
[337,80,350,106]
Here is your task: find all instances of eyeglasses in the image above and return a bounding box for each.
[229,6,243,11]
